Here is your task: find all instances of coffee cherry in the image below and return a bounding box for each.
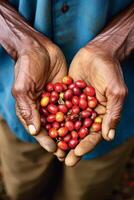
[54,83,63,92]
[83,118,92,127]
[50,96,58,104]
[79,99,88,110]
[73,87,81,96]
[52,122,60,129]
[47,104,58,114]
[41,117,46,127]
[72,96,79,105]
[62,76,73,85]
[68,83,76,89]
[64,89,73,100]
[74,121,82,130]
[63,134,72,143]
[94,117,102,123]
[58,127,68,137]
[49,128,58,138]
[41,92,50,97]
[65,100,73,109]
[40,96,50,107]
[88,97,98,108]
[58,104,68,113]
[62,84,68,91]
[46,83,54,92]
[80,110,91,118]
[39,78,101,151]
[68,138,78,148]
[47,114,55,123]
[91,110,97,120]
[58,141,68,151]
[65,121,74,131]
[45,123,52,130]
[72,105,80,114]
[78,127,88,138]
[75,80,87,89]
[51,91,59,98]
[91,122,101,132]
[84,86,95,96]
[71,130,78,139]
[80,93,87,99]
[55,112,64,122]
[40,108,49,117]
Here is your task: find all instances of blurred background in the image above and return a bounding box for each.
[0,152,134,200]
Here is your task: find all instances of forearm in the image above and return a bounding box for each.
[89,2,134,61]
[0,1,49,59]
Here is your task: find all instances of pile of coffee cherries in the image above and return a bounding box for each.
[39,76,102,151]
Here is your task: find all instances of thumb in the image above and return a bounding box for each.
[12,88,40,136]
[102,87,127,141]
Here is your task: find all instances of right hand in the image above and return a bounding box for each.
[12,34,67,153]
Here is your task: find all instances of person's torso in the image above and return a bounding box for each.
[0,0,134,158]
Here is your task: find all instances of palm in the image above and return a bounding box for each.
[63,47,127,166]
[12,40,67,153]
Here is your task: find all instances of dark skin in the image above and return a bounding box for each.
[0,1,134,166]
[0,1,67,152]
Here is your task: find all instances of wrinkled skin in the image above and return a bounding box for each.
[61,44,127,166]
[12,37,67,153]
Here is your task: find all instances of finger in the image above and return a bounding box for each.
[58,157,65,162]
[65,150,81,167]
[16,104,57,152]
[102,87,127,141]
[95,104,106,115]
[74,132,102,157]
[34,129,57,152]
[54,148,66,158]
[18,95,40,135]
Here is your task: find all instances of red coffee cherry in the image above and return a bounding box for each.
[91,122,101,132]
[78,127,88,139]
[84,86,95,96]
[47,104,58,114]
[47,114,56,123]
[58,141,68,151]
[46,83,54,92]
[58,127,68,137]
[49,128,58,138]
[65,121,74,131]
[58,104,68,113]
[75,80,87,89]
[62,76,73,85]
[79,99,88,110]
[54,83,63,93]
[68,138,78,148]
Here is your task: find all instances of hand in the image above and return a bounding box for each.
[64,43,127,166]
[12,35,67,153]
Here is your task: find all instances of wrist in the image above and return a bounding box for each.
[88,2,134,62]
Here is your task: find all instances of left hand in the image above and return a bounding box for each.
[63,43,127,166]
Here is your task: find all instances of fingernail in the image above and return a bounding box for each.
[28,125,37,136]
[108,129,115,140]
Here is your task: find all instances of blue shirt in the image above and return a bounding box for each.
[0,0,134,159]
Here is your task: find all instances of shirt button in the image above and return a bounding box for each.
[61,3,69,13]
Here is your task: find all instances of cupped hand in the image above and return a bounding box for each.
[12,35,67,153]
[64,43,127,166]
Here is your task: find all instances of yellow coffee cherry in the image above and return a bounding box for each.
[94,116,102,123]
[40,96,49,107]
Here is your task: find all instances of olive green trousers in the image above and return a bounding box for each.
[0,118,134,200]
